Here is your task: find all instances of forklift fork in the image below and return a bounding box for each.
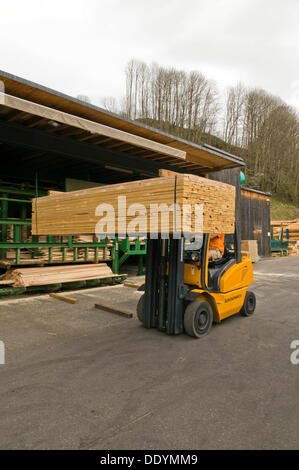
[143,237,185,335]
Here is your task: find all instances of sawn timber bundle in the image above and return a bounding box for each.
[32,174,236,236]
[4,263,116,287]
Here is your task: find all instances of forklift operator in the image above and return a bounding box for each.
[209,234,225,261]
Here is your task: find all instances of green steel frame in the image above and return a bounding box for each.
[112,237,147,276]
[0,185,147,274]
[270,226,289,256]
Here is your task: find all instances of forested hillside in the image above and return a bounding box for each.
[103,60,299,205]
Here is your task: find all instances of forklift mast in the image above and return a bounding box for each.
[144,237,185,334]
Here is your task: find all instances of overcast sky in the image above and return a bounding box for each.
[0,0,298,109]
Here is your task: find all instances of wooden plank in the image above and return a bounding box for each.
[123,282,141,289]
[0,259,44,266]
[0,280,14,285]
[48,190,64,196]
[158,169,179,177]
[49,293,78,304]
[94,303,133,318]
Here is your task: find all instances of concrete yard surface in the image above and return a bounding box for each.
[0,257,298,449]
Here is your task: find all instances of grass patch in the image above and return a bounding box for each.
[271,197,299,221]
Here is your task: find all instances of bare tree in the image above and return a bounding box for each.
[223,83,245,146]
[101,96,118,113]
[120,58,299,203]
[124,60,219,139]
[76,94,91,104]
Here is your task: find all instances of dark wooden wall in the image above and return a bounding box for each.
[240,189,271,257]
[209,168,271,257]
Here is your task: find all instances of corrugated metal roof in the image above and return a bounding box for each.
[242,187,272,197]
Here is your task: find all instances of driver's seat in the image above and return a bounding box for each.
[208,258,236,291]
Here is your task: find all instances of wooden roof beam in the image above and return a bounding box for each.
[0,93,186,161]
[6,110,27,122]
[26,117,48,128]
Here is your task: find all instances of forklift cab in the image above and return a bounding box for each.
[184,233,236,289]
[137,228,256,338]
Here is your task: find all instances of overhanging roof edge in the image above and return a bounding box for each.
[0,70,245,169]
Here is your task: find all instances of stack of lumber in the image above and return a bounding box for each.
[2,233,110,265]
[36,246,109,263]
[288,241,299,256]
[6,224,14,242]
[0,279,14,286]
[241,240,259,263]
[36,234,110,262]
[286,225,299,256]
[32,174,236,235]
[271,219,299,256]
[6,250,32,260]
[3,246,109,264]
[4,263,116,287]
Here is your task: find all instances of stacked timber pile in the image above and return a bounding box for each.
[32,174,236,236]
[36,247,109,263]
[37,235,110,263]
[2,234,110,265]
[288,241,299,257]
[285,224,299,256]
[4,263,117,287]
[271,219,299,256]
[6,249,32,260]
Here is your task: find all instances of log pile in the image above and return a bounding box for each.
[32,174,236,236]
[288,241,299,257]
[4,263,116,287]
[271,219,299,256]
[271,219,299,227]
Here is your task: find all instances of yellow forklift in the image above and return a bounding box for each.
[137,229,256,338]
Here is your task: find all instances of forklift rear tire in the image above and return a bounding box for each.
[137,293,145,324]
[184,301,213,338]
[240,291,256,317]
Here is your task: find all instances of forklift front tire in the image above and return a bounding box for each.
[184,301,213,338]
[137,293,145,324]
[240,291,256,317]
